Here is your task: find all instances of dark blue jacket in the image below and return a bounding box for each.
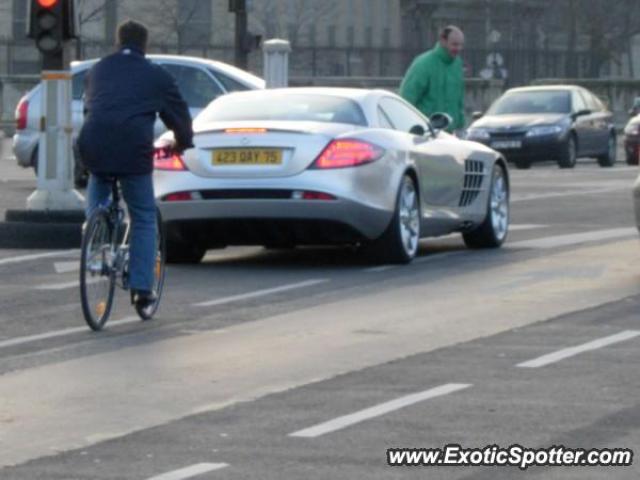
[78,46,193,175]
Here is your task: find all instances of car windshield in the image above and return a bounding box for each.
[196,93,368,126]
[488,91,571,115]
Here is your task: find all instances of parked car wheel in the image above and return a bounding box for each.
[626,151,639,165]
[367,174,420,264]
[597,133,617,167]
[31,148,39,174]
[463,164,509,248]
[514,158,531,170]
[558,134,577,169]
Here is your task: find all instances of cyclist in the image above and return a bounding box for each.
[78,20,193,308]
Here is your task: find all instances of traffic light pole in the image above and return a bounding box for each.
[27,42,83,211]
[25,0,83,211]
[234,7,248,70]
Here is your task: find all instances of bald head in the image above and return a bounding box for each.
[440,25,464,58]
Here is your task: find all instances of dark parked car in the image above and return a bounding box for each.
[624,115,640,165]
[13,55,265,187]
[466,85,616,169]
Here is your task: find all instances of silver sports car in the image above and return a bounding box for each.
[153,87,510,263]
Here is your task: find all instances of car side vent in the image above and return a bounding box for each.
[459,160,485,207]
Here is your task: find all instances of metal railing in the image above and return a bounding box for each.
[0,38,593,87]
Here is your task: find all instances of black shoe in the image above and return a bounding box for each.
[132,289,157,309]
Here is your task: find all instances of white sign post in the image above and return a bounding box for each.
[27,70,84,211]
[263,39,291,88]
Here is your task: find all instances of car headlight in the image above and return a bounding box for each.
[466,128,490,141]
[526,125,564,137]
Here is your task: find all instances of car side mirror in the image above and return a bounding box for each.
[409,124,426,136]
[472,111,484,120]
[430,112,452,132]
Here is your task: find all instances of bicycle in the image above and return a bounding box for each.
[79,177,166,331]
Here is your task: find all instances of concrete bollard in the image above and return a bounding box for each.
[263,39,291,88]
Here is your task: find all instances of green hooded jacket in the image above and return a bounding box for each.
[399,43,465,131]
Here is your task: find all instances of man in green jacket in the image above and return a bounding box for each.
[400,25,465,133]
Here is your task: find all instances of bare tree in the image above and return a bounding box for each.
[145,0,206,53]
[249,0,339,47]
[562,0,640,77]
[74,0,120,58]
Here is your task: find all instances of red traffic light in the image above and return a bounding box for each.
[37,0,58,7]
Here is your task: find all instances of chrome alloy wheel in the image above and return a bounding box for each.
[490,166,509,241]
[398,177,420,257]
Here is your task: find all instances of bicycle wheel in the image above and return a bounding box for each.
[80,209,116,331]
[135,209,166,320]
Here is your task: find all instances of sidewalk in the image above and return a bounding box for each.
[0,134,85,248]
[0,134,35,218]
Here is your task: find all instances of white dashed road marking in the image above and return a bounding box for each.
[146,463,229,480]
[0,316,139,350]
[35,280,80,291]
[508,228,636,249]
[508,224,547,231]
[289,383,472,438]
[517,330,640,368]
[364,265,396,273]
[54,261,79,273]
[193,279,328,307]
[510,187,624,203]
[0,249,77,267]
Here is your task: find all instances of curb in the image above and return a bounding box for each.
[0,209,84,249]
[5,209,85,224]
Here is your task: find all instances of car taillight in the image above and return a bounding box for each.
[163,192,193,201]
[311,139,384,169]
[15,97,28,130]
[153,146,187,171]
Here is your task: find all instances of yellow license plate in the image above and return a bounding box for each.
[212,149,282,165]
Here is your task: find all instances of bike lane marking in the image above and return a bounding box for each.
[289,383,472,438]
[146,463,229,480]
[517,330,640,368]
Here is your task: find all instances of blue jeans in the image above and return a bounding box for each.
[86,173,157,292]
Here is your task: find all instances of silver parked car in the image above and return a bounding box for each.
[12,54,264,185]
[152,88,510,264]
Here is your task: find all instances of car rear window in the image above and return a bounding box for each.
[196,93,367,126]
[488,91,571,115]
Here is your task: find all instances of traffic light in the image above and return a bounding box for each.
[229,0,246,13]
[27,0,77,55]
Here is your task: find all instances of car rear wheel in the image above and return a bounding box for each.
[367,174,420,264]
[514,158,531,169]
[463,164,509,249]
[597,133,617,167]
[558,135,577,169]
[627,151,639,165]
[31,148,39,174]
[166,238,206,264]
